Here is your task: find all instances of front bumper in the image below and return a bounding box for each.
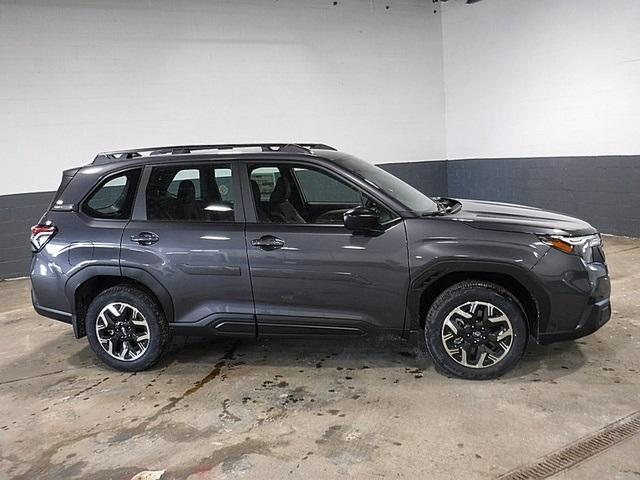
[538,297,611,344]
[532,247,611,344]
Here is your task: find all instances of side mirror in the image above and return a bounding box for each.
[343,206,382,234]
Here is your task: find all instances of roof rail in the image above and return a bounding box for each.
[92,143,337,165]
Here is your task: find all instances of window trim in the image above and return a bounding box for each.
[242,159,401,228]
[79,167,142,222]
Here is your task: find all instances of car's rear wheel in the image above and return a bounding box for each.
[85,285,171,372]
[424,281,528,380]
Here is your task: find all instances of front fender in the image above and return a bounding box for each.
[403,219,551,335]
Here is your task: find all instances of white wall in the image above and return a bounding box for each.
[441,0,640,159]
[0,0,445,195]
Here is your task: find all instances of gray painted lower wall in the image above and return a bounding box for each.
[379,161,448,197]
[1,155,638,279]
[382,155,640,238]
[446,156,640,238]
[0,191,54,280]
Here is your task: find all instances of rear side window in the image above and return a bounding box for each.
[82,169,141,220]
[145,164,235,222]
[167,169,202,199]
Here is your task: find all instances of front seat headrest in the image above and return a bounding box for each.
[269,177,291,204]
[177,180,196,204]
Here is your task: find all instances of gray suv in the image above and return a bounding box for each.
[30,143,611,379]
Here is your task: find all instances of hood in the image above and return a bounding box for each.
[444,198,597,236]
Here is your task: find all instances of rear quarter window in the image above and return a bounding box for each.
[81,169,141,220]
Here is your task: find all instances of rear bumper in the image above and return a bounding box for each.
[31,288,72,324]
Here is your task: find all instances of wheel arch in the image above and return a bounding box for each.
[406,260,549,340]
[65,266,174,338]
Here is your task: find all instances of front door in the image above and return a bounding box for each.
[121,161,255,335]
[243,161,410,336]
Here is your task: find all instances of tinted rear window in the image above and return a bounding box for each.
[145,164,235,222]
[81,169,141,220]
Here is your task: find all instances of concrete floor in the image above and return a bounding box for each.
[1,236,639,480]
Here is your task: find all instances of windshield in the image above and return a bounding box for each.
[337,155,439,214]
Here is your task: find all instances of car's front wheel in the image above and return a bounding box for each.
[424,281,528,380]
[85,285,171,372]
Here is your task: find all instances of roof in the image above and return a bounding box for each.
[91,143,338,166]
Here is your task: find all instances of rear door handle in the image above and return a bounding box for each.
[251,235,285,251]
[130,231,159,245]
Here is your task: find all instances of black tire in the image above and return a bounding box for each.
[424,281,528,380]
[85,285,171,372]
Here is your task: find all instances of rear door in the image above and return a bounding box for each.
[242,159,410,336]
[121,161,255,335]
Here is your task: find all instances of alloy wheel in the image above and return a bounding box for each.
[440,301,514,369]
[96,302,150,361]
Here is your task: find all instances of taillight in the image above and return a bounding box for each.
[30,223,57,252]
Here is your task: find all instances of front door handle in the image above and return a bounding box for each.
[130,231,159,245]
[251,235,285,251]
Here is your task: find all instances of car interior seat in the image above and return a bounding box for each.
[268,177,306,223]
[251,179,271,222]
[176,180,200,220]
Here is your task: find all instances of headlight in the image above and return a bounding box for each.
[540,234,601,263]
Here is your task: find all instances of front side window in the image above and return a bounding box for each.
[248,164,396,225]
[82,169,141,220]
[146,164,234,222]
[292,167,362,204]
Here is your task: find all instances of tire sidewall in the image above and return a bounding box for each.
[425,284,528,379]
[85,287,167,371]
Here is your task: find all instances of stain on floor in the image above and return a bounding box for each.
[1,236,639,479]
